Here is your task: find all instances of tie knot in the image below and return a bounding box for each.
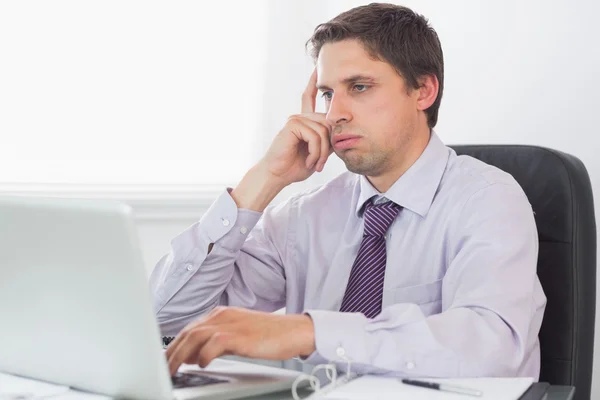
[363,200,401,237]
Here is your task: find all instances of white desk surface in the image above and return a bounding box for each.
[0,371,576,400]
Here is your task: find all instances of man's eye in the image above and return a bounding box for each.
[353,84,369,92]
[321,91,333,100]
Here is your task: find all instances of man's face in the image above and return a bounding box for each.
[317,39,422,177]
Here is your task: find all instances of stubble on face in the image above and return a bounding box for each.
[335,121,415,178]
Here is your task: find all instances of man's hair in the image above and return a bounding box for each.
[306,3,444,128]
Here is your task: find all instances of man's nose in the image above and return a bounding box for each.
[326,94,352,126]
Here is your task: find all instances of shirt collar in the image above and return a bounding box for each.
[355,130,450,218]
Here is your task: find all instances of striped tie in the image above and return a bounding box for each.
[339,200,401,318]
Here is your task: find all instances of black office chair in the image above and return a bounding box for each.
[450,145,597,400]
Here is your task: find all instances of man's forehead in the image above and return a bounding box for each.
[316,40,387,88]
[317,61,378,80]
[317,41,372,71]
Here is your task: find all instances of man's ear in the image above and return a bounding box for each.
[415,74,439,112]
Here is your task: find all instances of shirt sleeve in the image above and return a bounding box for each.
[304,182,546,378]
[149,188,291,336]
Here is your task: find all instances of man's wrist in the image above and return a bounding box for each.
[295,314,316,357]
[230,163,287,212]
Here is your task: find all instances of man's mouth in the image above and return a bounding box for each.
[333,135,362,150]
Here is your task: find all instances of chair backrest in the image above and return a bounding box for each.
[450,145,596,400]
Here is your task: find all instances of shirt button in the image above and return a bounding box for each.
[185,264,193,272]
[222,218,230,227]
[336,347,346,357]
[405,361,415,370]
[240,226,248,234]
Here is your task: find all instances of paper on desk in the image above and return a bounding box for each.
[0,372,111,399]
[0,372,110,400]
[0,372,70,399]
[323,376,534,400]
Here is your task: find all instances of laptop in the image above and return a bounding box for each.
[0,195,304,400]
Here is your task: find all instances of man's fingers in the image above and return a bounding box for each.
[167,327,214,376]
[165,307,234,364]
[196,332,233,368]
[293,118,331,172]
[290,120,321,170]
[288,114,333,171]
[301,129,321,170]
[165,311,215,359]
[294,112,334,130]
[301,68,318,114]
[166,335,192,376]
[165,329,188,360]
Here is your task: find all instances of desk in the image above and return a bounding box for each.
[245,384,576,400]
[226,357,576,400]
[545,386,576,400]
[0,371,576,400]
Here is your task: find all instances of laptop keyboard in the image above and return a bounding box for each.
[171,372,229,389]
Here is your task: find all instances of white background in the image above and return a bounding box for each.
[0,1,268,184]
[1,0,599,396]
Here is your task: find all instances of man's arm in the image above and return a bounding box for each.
[148,181,287,336]
[150,69,335,336]
[304,182,546,377]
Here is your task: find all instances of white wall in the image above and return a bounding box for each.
[133,0,600,394]
[0,1,268,186]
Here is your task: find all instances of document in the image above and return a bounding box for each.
[0,372,108,399]
[323,376,534,400]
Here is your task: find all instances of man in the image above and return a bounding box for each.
[150,3,546,379]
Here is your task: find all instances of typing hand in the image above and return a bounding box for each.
[165,307,316,376]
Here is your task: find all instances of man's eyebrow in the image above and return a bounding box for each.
[317,75,377,91]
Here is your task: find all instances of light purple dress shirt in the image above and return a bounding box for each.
[150,132,546,379]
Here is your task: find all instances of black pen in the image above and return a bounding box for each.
[401,379,483,397]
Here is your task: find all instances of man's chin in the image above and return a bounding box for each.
[344,159,372,176]
[342,156,386,177]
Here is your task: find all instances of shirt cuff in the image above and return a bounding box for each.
[197,188,262,252]
[303,310,369,365]
[304,308,462,377]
